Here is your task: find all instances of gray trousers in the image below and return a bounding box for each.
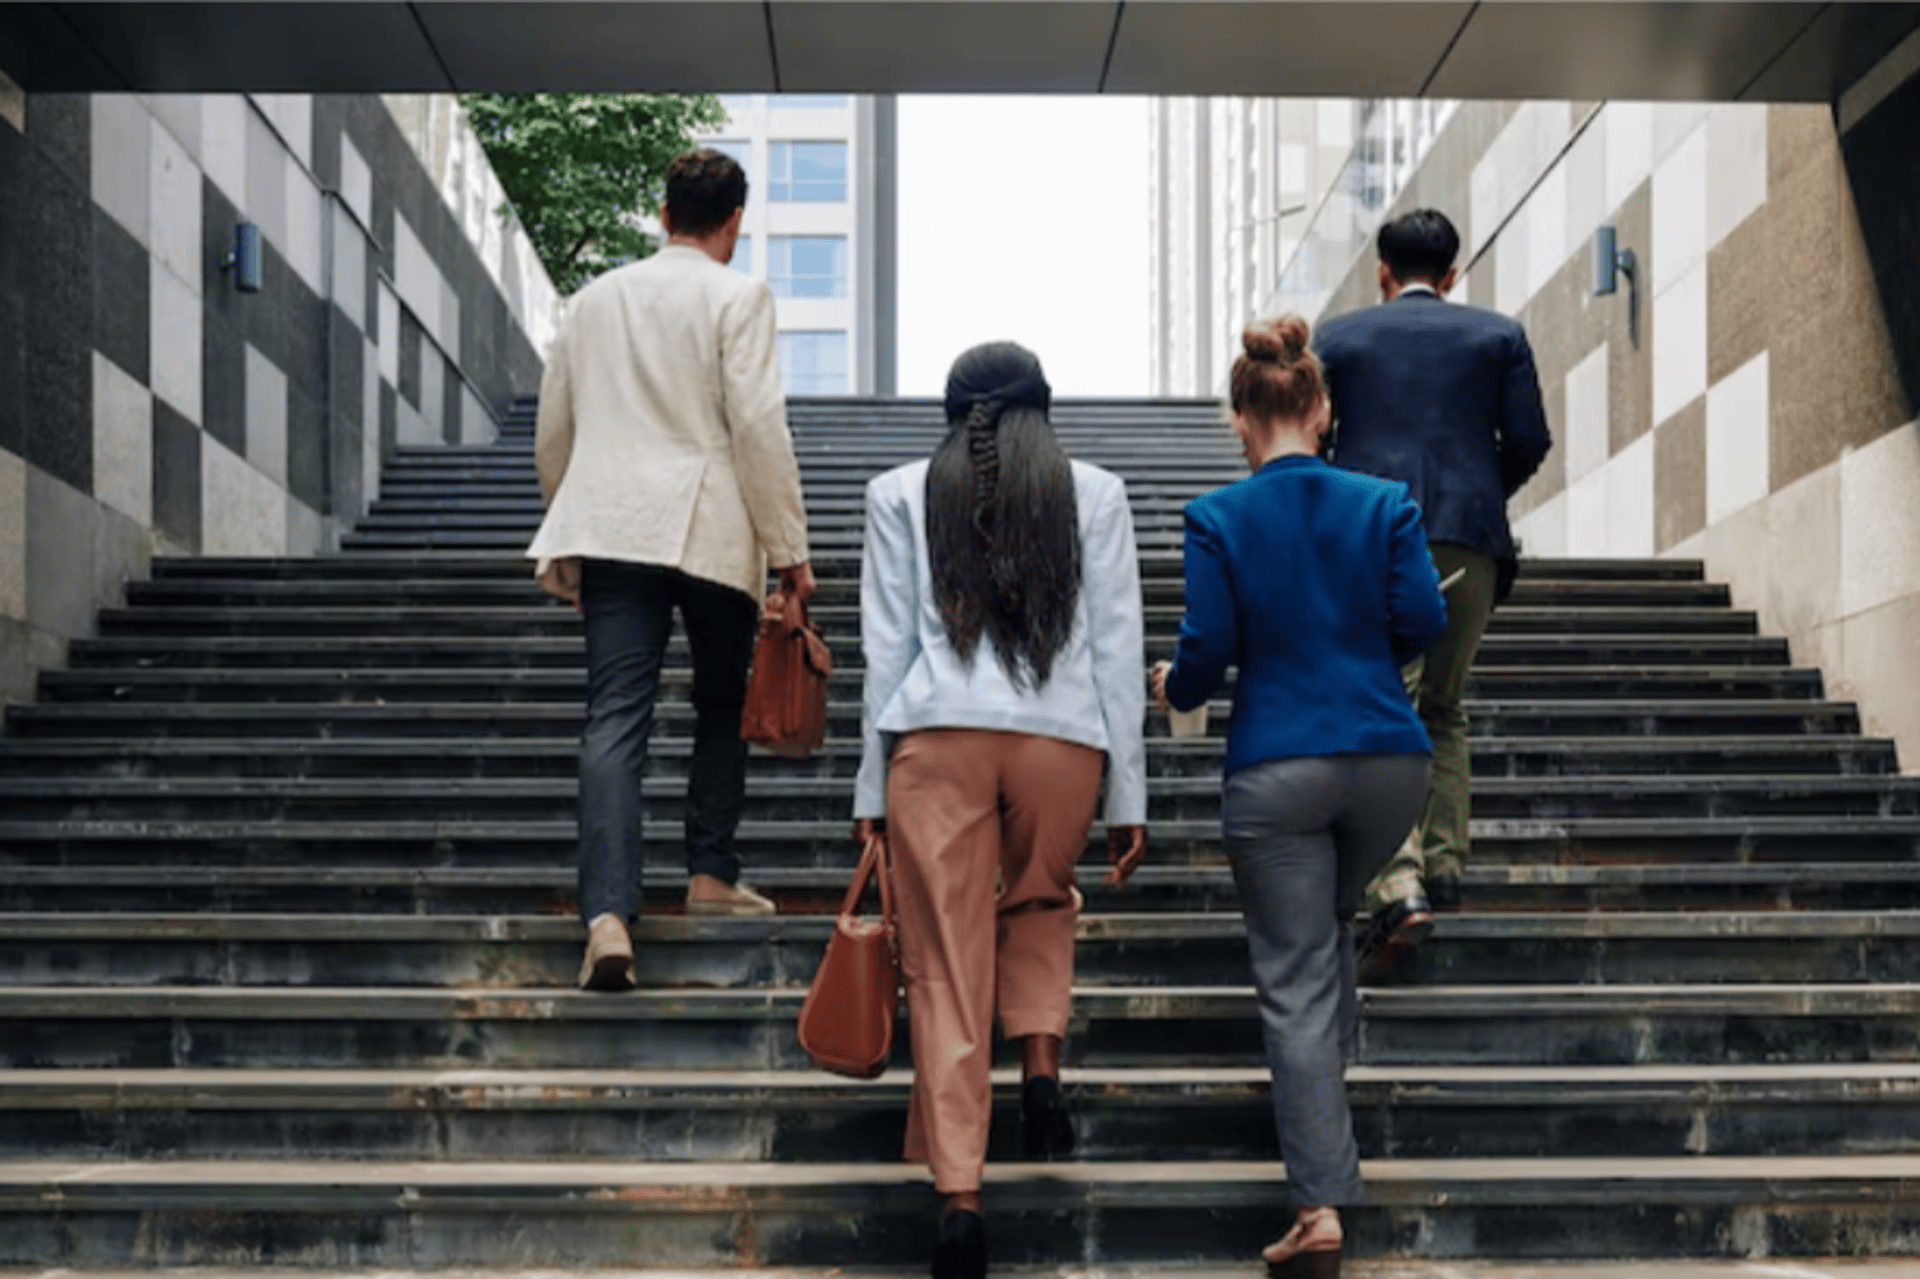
[1222,753,1430,1206]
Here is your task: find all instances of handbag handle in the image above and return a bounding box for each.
[838,834,895,941]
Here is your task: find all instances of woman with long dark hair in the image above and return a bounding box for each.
[1153,315,1447,1279]
[855,342,1149,1279]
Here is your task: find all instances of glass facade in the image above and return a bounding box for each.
[770,141,848,203]
[774,95,850,110]
[769,236,848,298]
[780,331,849,395]
[709,139,751,176]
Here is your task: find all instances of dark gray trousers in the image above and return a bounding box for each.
[1222,753,1430,1207]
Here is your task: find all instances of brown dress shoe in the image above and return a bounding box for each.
[578,913,636,991]
[685,876,777,916]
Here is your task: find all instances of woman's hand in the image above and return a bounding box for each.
[1150,660,1173,711]
[853,817,887,851]
[1106,824,1148,887]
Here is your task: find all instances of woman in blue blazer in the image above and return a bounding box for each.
[1152,315,1447,1279]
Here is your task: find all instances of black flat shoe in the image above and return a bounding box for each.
[1021,1075,1076,1160]
[1426,874,1463,912]
[1266,1245,1341,1279]
[931,1207,986,1279]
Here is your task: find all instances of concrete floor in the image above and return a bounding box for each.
[8,1266,1919,1279]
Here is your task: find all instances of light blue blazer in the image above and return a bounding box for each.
[854,458,1148,825]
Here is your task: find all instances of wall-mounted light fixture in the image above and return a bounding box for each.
[220,222,262,293]
[1592,224,1636,296]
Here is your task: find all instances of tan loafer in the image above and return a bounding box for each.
[578,912,636,991]
[685,876,777,917]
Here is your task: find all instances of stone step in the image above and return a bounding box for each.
[9,860,1920,916]
[7,1063,1920,1163]
[3,774,1911,825]
[36,666,1827,707]
[90,602,1761,640]
[5,698,1862,742]
[119,576,1736,611]
[63,633,1795,672]
[4,735,1884,784]
[3,911,1918,989]
[5,982,1920,1069]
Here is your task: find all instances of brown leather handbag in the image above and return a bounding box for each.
[740,600,832,758]
[797,835,900,1079]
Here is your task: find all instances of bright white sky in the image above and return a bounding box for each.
[895,96,1150,397]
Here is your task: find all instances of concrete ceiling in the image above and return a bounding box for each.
[2,1,1916,102]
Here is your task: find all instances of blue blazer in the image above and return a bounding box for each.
[1313,291,1552,597]
[1164,455,1447,778]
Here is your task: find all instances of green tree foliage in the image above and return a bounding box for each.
[459,93,726,295]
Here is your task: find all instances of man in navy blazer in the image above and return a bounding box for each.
[1313,208,1552,980]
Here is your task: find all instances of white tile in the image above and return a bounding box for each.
[332,205,368,330]
[1316,99,1352,148]
[0,67,24,134]
[275,95,313,166]
[377,284,400,385]
[91,95,151,247]
[439,280,461,364]
[1839,422,1920,618]
[393,212,442,345]
[149,261,202,424]
[244,343,289,487]
[396,398,434,446]
[283,161,324,296]
[1652,263,1708,426]
[1607,431,1656,559]
[91,351,153,527]
[363,340,383,506]
[1652,123,1709,294]
[201,436,287,557]
[148,117,202,295]
[1565,342,1611,482]
[1759,461,1841,639]
[1604,102,1653,215]
[1515,491,1568,560]
[340,135,373,228]
[0,446,27,619]
[1566,468,1609,559]
[421,346,446,440]
[286,496,324,557]
[1526,162,1568,304]
[1564,118,1608,260]
[1706,104,1768,251]
[147,94,201,161]
[1705,350,1771,524]
[460,386,493,445]
[244,106,288,254]
[1495,205,1530,317]
[200,96,249,209]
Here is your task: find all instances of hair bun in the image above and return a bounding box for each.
[1242,315,1311,364]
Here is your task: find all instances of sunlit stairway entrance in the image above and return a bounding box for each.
[3,396,1919,1266]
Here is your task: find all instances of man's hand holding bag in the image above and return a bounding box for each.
[741,567,830,758]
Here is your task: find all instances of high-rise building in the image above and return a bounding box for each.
[704,94,898,396]
[1149,98,1452,396]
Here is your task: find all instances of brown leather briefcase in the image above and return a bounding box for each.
[740,600,831,758]
[796,834,899,1078]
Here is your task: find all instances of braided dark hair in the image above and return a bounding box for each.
[927,343,1081,689]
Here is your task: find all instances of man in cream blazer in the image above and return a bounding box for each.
[527,150,815,992]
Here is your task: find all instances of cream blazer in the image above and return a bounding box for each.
[527,244,810,602]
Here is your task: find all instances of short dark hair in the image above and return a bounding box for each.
[665,149,748,236]
[1377,209,1460,284]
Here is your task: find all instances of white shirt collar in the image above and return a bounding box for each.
[1398,283,1439,298]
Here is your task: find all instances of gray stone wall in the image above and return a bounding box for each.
[1309,82,1920,768]
[0,75,550,707]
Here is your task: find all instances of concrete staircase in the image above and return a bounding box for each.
[3,396,1919,1267]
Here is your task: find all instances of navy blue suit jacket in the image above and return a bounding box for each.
[1313,291,1552,597]
[1164,455,1447,778]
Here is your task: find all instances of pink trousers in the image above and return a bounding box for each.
[886,729,1105,1193]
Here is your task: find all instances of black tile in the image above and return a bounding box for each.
[443,356,462,444]
[151,398,201,553]
[378,379,396,457]
[329,308,364,432]
[310,96,346,192]
[91,203,149,385]
[22,150,90,345]
[285,383,328,513]
[1875,253,1920,417]
[200,178,251,342]
[281,281,327,403]
[0,122,27,299]
[397,308,421,408]
[200,311,247,456]
[0,291,22,458]
[27,94,87,190]
[24,318,90,493]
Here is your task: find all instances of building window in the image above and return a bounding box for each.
[780,331,849,395]
[769,236,848,298]
[709,139,751,177]
[774,95,849,110]
[770,141,847,203]
[731,236,752,275]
